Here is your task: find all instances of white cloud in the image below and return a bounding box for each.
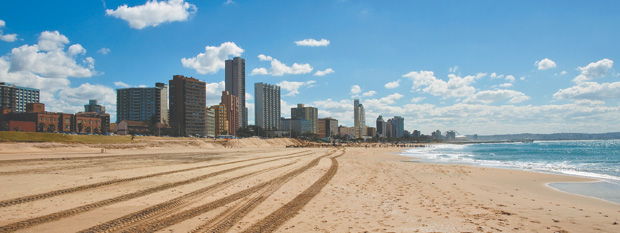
[553,81,620,101]
[181,42,244,74]
[0,19,18,42]
[410,97,425,103]
[535,58,557,70]
[8,31,96,79]
[449,66,458,73]
[505,75,515,82]
[245,92,253,101]
[463,90,530,104]
[362,90,377,97]
[251,54,313,76]
[573,58,613,83]
[223,0,235,5]
[314,68,334,76]
[555,70,567,76]
[106,0,197,29]
[350,85,361,94]
[403,71,485,98]
[498,83,513,88]
[277,80,316,96]
[114,81,131,88]
[295,38,330,47]
[205,81,225,105]
[37,31,69,51]
[1,34,18,42]
[98,48,111,55]
[384,79,400,89]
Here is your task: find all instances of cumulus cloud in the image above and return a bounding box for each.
[362,90,377,97]
[449,66,459,73]
[403,71,485,98]
[573,58,613,83]
[350,85,361,94]
[410,97,425,103]
[251,54,312,76]
[7,31,96,79]
[0,19,18,42]
[181,42,244,74]
[98,48,111,55]
[463,90,530,104]
[553,81,620,101]
[106,0,197,29]
[1,34,18,42]
[277,80,316,96]
[535,58,557,70]
[295,38,330,47]
[223,0,235,5]
[384,79,400,89]
[314,68,334,76]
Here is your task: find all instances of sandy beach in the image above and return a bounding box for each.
[0,140,618,232]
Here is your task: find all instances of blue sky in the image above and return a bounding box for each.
[1,0,619,135]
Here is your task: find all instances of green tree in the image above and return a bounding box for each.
[77,122,84,133]
[93,127,100,134]
[38,122,45,132]
[85,126,92,134]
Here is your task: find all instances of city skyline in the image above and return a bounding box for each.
[1,1,619,135]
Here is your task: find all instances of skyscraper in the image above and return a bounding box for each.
[116,83,168,124]
[255,82,281,130]
[221,91,239,136]
[169,75,206,136]
[0,82,40,113]
[291,104,318,134]
[376,115,386,138]
[353,99,365,138]
[225,57,246,129]
[392,116,405,138]
[318,117,338,138]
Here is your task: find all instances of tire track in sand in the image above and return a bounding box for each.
[193,149,345,233]
[80,149,338,233]
[0,150,310,208]
[0,152,311,232]
[240,149,344,233]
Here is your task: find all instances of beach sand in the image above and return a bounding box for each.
[0,141,618,232]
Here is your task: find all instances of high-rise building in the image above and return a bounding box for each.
[353,99,365,138]
[0,82,40,113]
[221,91,239,136]
[280,117,312,135]
[317,117,338,138]
[84,100,106,114]
[116,83,168,124]
[205,108,215,137]
[169,75,206,136]
[376,115,386,138]
[208,104,228,136]
[255,83,281,130]
[291,104,318,134]
[391,116,404,138]
[225,57,246,129]
[386,119,393,138]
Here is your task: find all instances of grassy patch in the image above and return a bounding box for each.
[0,131,133,144]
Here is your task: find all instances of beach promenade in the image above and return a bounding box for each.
[0,139,618,232]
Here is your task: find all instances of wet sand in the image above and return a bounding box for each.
[0,142,618,232]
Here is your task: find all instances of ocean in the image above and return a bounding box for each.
[401,140,620,204]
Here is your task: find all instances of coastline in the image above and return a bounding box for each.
[0,142,618,232]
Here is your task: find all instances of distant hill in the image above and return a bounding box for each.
[473,132,620,141]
